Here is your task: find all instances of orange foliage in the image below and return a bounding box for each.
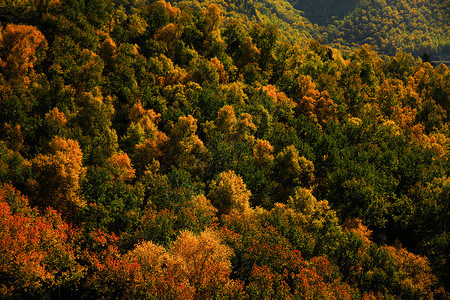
[296,75,338,125]
[171,229,234,298]
[44,107,67,137]
[262,84,292,107]
[107,152,136,181]
[391,105,417,129]
[85,230,143,298]
[384,245,438,298]
[134,131,169,169]
[88,228,237,299]
[0,187,83,297]
[45,107,67,128]
[343,218,372,245]
[0,184,31,215]
[157,0,180,19]
[154,23,182,57]
[129,102,160,125]
[1,24,47,84]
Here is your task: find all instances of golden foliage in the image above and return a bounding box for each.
[208,170,251,215]
[30,137,85,215]
[275,145,315,186]
[211,57,229,84]
[216,105,238,136]
[171,229,233,295]
[253,139,274,167]
[1,24,47,84]
[107,152,136,181]
[384,245,437,297]
[134,131,169,168]
[127,228,234,299]
[190,195,218,228]
[45,107,67,128]
[167,115,209,174]
[154,23,183,57]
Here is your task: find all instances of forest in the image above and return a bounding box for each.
[0,0,449,299]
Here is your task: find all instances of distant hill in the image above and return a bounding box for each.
[169,0,449,56]
[320,0,450,56]
[289,0,360,26]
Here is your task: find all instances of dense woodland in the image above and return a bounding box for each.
[0,0,449,299]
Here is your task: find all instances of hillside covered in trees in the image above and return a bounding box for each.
[0,0,449,298]
[167,0,450,57]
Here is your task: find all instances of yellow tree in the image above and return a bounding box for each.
[208,170,251,215]
[154,23,183,58]
[214,105,238,138]
[125,102,166,173]
[205,105,256,143]
[128,228,237,299]
[30,137,85,217]
[253,139,274,167]
[383,245,438,298]
[44,107,67,138]
[106,152,135,182]
[170,229,235,299]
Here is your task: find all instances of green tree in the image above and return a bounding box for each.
[273,145,314,202]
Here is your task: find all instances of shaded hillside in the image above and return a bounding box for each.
[321,0,449,56]
[290,0,360,25]
[171,0,449,56]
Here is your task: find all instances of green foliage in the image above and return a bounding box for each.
[1,0,449,297]
[322,0,450,56]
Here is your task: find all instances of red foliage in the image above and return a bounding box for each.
[0,185,83,297]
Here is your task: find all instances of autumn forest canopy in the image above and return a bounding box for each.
[0,0,449,298]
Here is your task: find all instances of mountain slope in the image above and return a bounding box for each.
[176,0,321,45]
[321,0,450,56]
[172,0,449,56]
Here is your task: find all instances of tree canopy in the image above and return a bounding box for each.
[0,0,449,298]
